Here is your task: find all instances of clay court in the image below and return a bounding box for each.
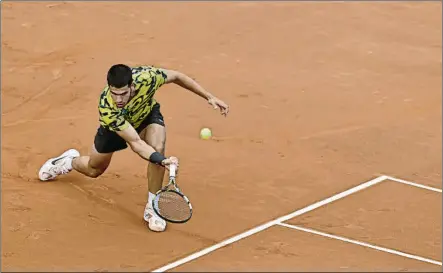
[2,1,442,272]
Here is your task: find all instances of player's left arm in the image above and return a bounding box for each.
[160,68,230,116]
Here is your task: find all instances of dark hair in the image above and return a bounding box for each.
[107,64,133,88]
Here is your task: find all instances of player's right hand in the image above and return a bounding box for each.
[161,156,179,170]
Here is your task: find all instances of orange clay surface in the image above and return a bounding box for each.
[2,2,441,272]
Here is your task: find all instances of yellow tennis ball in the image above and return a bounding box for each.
[200,128,212,140]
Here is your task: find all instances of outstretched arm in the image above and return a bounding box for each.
[161,69,230,116]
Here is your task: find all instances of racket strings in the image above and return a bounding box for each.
[155,191,191,222]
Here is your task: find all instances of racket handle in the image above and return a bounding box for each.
[169,163,177,177]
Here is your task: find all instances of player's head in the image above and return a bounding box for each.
[107,64,135,108]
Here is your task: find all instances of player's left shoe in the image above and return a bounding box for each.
[38,149,80,181]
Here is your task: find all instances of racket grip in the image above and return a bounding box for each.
[169,163,177,177]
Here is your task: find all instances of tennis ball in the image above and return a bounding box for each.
[200,128,212,140]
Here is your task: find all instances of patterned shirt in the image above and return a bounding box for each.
[98,66,167,131]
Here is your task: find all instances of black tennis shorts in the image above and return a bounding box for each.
[94,103,165,154]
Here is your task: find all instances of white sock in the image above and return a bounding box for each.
[148,192,156,208]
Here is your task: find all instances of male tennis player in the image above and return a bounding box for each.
[38,64,229,232]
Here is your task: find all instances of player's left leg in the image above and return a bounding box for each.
[138,103,168,232]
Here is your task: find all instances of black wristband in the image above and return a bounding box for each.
[149,152,167,165]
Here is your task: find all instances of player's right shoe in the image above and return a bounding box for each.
[38,149,80,181]
[144,202,167,232]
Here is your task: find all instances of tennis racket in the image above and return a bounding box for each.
[152,164,193,223]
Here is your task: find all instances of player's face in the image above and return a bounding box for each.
[109,84,134,108]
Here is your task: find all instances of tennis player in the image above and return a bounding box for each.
[38,64,229,232]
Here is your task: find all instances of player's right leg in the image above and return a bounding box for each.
[71,144,113,178]
[38,125,127,181]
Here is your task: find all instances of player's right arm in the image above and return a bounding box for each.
[116,125,178,167]
[98,92,177,167]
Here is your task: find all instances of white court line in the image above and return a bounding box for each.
[277,222,442,266]
[383,175,442,193]
[151,175,388,272]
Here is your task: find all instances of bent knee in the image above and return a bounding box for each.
[87,152,111,178]
[88,168,105,178]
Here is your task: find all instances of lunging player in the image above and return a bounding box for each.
[38,64,229,232]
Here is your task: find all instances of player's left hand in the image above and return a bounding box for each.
[208,97,229,117]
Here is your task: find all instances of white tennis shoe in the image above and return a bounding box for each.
[144,203,167,232]
[38,149,80,181]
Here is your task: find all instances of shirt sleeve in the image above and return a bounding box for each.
[135,66,167,89]
[150,66,168,88]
